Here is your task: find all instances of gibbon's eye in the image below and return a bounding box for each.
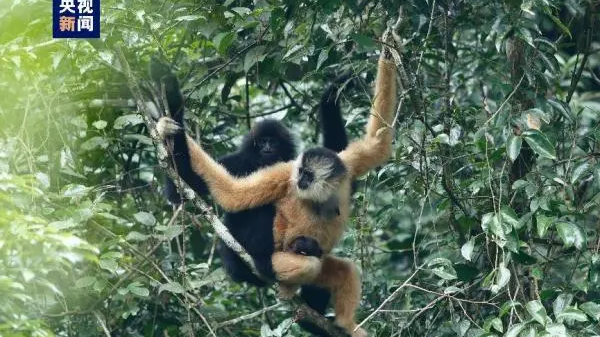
[297,167,314,190]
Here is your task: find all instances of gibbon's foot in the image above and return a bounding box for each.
[272,252,322,284]
[156,117,182,140]
[287,236,324,257]
[277,283,299,299]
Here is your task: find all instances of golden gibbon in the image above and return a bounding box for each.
[157,31,399,337]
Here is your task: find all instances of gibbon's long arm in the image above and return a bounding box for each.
[181,133,293,211]
[339,57,397,178]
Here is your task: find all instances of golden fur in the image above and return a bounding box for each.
[158,44,397,337]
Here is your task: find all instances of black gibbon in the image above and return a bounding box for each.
[151,61,352,332]
[156,30,399,337]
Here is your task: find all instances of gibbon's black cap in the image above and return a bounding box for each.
[241,119,296,159]
[302,147,347,178]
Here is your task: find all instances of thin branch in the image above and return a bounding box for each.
[355,267,421,330]
[114,46,266,282]
[186,27,270,101]
[114,45,351,336]
[566,3,593,103]
[216,303,283,329]
[94,312,112,337]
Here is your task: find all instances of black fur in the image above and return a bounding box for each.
[302,147,348,179]
[287,236,324,257]
[154,62,353,336]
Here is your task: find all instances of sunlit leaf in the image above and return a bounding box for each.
[461,239,475,261]
[134,212,156,227]
[580,302,600,321]
[526,300,549,326]
[557,308,587,322]
[244,46,266,73]
[552,293,573,318]
[555,222,586,250]
[507,135,522,162]
[159,282,185,294]
[523,130,556,160]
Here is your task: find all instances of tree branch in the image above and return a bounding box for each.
[114,45,350,337]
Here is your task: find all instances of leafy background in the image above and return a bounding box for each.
[0,0,599,336]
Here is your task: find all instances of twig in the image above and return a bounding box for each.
[186,27,270,100]
[566,2,593,103]
[114,46,267,283]
[216,303,283,329]
[94,312,112,337]
[355,267,421,330]
[416,0,437,76]
[114,45,351,336]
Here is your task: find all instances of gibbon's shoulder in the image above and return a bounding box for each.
[245,160,295,182]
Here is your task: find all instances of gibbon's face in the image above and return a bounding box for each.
[241,119,296,165]
[255,136,280,161]
[292,148,347,203]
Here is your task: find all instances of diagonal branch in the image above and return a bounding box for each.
[114,45,349,337]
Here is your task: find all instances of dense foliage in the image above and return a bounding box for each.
[1,0,599,336]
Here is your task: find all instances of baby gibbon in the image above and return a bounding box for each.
[158,30,399,337]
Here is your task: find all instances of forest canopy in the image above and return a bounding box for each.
[0,0,599,336]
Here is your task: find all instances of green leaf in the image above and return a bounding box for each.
[134,212,156,226]
[163,225,184,240]
[99,259,118,273]
[62,184,91,198]
[547,99,573,123]
[461,239,475,261]
[507,135,522,162]
[427,258,457,280]
[113,114,143,130]
[92,120,107,129]
[81,136,109,151]
[175,14,205,21]
[556,308,587,322]
[125,231,148,242]
[546,13,571,39]
[444,286,461,294]
[282,44,303,60]
[213,32,236,55]
[580,302,600,321]
[505,323,527,337]
[544,323,566,336]
[159,282,185,294]
[555,222,586,250]
[500,205,520,230]
[526,300,549,326]
[243,46,266,73]
[316,48,329,70]
[352,33,376,50]
[128,283,150,297]
[482,213,505,240]
[75,276,97,288]
[536,213,554,238]
[552,293,573,318]
[571,162,591,184]
[491,317,503,333]
[517,27,535,47]
[523,130,556,160]
[524,108,550,124]
[491,265,510,294]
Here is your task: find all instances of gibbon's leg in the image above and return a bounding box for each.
[312,256,367,337]
[271,251,322,285]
